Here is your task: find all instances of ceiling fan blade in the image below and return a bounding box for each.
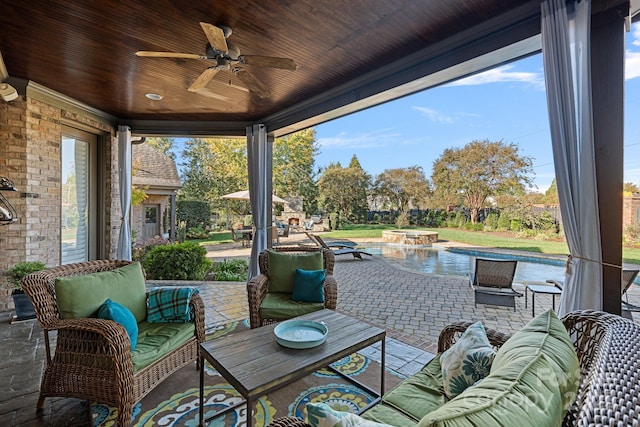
[136,51,205,60]
[188,67,220,92]
[240,55,297,70]
[234,68,270,98]
[200,22,228,54]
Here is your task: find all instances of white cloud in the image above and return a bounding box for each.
[317,128,400,149]
[626,50,640,80]
[412,106,454,124]
[447,64,544,89]
[633,22,640,47]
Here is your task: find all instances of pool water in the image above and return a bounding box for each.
[357,243,567,283]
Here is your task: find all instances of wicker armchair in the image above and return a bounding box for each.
[247,246,337,328]
[267,310,640,427]
[21,260,205,427]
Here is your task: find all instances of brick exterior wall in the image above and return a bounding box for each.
[0,93,119,312]
[623,194,640,232]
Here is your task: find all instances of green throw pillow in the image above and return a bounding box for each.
[440,321,496,398]
[267,250,324,293]
[55,262,147,322]
[306,402,394,427]
[98,299,138,350]
[291,268,326,303]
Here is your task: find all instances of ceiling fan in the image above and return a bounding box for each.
[136,22,297,98]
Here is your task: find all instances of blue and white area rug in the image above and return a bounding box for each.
[93,319,404,426]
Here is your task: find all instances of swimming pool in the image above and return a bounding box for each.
[356,243,567,283]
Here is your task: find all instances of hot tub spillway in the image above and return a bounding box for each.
[381,230,438,246]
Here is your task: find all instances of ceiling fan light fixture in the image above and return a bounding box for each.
[145,93,164,100]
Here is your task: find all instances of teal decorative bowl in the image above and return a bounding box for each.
[274,319,328,349]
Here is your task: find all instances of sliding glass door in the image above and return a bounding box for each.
[61,127,97,264]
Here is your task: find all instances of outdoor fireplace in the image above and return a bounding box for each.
[288,218,300,227]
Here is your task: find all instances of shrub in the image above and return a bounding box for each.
[395,212,409,228]
[211,259,248,281]
[455,212,467,228]
[329,212,340,230]
[6,261,46,289]
[132,236,171,263]
[187,225,210,239]
[143,242,212,280]
[484,212,499,230]
[177,200,211,230]
[497,211,511,230]
[464,222,484,231]
[510,219,522,231]
[177,221,187,243]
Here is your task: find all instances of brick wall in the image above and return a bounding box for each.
[0,93,119,312]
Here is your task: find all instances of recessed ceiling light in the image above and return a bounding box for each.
[145,93,163,100]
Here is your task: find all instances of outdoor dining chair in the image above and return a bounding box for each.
[470,258,521,311]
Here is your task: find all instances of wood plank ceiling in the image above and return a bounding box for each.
[0,0,544,136]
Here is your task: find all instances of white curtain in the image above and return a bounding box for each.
[247,124,269,280]
[116,125,132,261]
[542,0,602,315]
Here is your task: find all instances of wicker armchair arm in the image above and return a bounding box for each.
[437,321,511,353]
[190,292,206,343]
[323,274,338,310]
[247,274,269,328]
[52,317,135,367]
[267,417,309,427]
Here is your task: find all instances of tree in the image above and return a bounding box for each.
[180,138,247,214]
[145,137,176,160]
[431,139,533,223]
[624,182,640,196]
[317,158,371,221]
[272,128,320,213]
[373,166,430,219]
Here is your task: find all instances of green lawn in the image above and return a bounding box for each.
[190,224,640,265]
[324,224,640,265]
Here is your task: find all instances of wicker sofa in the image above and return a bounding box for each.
[268,310,640,426]
[22,260,205,427]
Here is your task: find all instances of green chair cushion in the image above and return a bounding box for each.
[418,310,580,427]
[291,268,326,303]
[267,250,323,293]
[55,262,147,322]
[132,320,195,371]
[363,354,445,424]
[259,292,325,320]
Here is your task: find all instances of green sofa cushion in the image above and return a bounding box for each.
[418,310,580,427]
[132,320,195,371]
[259,292,325,319]
[363,353,445,424]
[267,250,324,293]
[55,262,147,322]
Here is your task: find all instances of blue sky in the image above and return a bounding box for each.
[314,22,640,193]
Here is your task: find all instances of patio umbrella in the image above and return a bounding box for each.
[221,190,287,229]
[221,190,287,204]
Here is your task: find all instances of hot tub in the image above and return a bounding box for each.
[381,230,438,246]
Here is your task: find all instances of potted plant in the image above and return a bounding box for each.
[7,261,46,321]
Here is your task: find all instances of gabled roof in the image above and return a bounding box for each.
[132,144,181,191]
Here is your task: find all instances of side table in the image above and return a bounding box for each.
[524,282,562,316]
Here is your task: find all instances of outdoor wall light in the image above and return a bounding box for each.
[0,176,19,225]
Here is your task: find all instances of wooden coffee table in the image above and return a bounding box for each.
[198,309,386,427]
